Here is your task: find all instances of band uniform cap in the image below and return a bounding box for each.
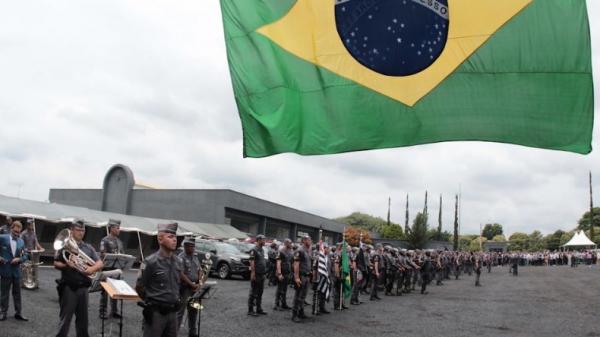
[71,218,85,229]
[157,222,178,234]
[108,219,121,228]
[25,218,35,224]
[301,234,311,240]
[322,242,329,248]
[182,237,195,246]
[375,243,383,249]
[255,234,266,240]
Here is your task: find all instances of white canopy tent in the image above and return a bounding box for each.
[562,230,597,248]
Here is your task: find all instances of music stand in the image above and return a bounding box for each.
[103,253,135,271]
[188,281,217,337]
[100,280,140,337]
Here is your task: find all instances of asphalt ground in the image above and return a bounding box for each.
[0,265,598,337]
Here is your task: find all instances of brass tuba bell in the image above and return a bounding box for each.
[53,229,99,279]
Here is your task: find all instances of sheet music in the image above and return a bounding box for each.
[106,277,137,297]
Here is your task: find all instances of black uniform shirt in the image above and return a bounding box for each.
[56,241,99,288]
[178,251,201,283]
[294,246,312,276]
[136,252,183,305]
[275,248,292,274]
[20,230,39,251]
[249,245,267,275]
[99,235,123,255]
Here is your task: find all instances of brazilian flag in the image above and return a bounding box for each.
[221,0,593,157]
[341,240,352,299]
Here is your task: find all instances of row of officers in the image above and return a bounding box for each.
[0,215,486,337]
[247,235,486,324]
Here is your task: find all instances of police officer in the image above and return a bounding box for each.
[177,237,202,337]
[248,235,267,316]
[20,218,44,289]
[475,253,482,287]
[274,239,293,311]
[0,216,11,235]
[369,244,383,301]
[135,222,183,337]
[292,235,313,323]
[420,251,433,295]
[54,219,104,337]
[99,219,124,319]
[350,246,363,305]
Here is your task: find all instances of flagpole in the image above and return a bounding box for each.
[340,228,344,310]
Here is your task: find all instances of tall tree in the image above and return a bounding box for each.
[453,194,459,251]
[437,194,443,240]
[482,223,504,240]
[405,194,409,234]
[423,190,428,218]
[590,171,595,243]
[407,212,429,249]
[387,197,391,227]
[577,207,600,231]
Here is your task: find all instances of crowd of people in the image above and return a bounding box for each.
[0,214,597,337]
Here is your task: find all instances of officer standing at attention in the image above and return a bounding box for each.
[292,235,313,323]
[248,235,267,316]
[177,237,202,337]
[135,222,183,337]
[99,219,124,319]
[274,239,293,311]
[369,244,383,301]
[54,219,103,337]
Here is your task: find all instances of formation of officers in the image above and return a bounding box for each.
[247,234,488,324]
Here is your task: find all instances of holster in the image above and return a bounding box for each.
[137,302,153,325]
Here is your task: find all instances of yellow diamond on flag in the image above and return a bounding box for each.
[257,0,532,106]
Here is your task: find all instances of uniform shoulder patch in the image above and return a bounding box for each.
[293,251,301,261]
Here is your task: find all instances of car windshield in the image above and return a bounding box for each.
[215,242,242,255]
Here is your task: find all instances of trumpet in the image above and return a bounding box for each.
[53,229,98,279]
[189,252,214,310]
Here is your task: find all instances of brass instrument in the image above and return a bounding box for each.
[21,249,43,290]
[53,229,99,279]
[189,252,214,310]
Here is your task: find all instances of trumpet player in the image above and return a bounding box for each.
[54,219,103,337]
[0,220,28,321]
[177,237,202,337]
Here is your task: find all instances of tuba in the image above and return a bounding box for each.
[21,250,43,290]
[53,229,99,279]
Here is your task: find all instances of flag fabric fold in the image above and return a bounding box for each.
[341,240,352,299]
[221,0,594,157]
[317,240,331,300]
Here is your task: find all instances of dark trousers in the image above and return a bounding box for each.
[369,274,380,299]
[421,274,430,294]
[177,287,199,337]
[333,278,344,309]
[56,286,89,337]
[0,275,21,315]
[275,275,290,308]
[99,273,119,316]
[385,270,396,294]
[351,271,363,302]
[475,269,481,285]
[292,276,309,317]
[248,274,265,312]
[143,310,178,337]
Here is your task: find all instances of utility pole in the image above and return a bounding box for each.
[387,197,391,227]
[590,171,595,243]
[405,194,409,234]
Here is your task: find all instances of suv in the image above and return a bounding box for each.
[195,239,250,279]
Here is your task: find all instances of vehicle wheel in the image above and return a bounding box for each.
[218,263,231,279]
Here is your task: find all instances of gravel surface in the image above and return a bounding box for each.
[0,265,598,337]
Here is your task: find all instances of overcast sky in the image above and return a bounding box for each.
[0,1,598,237]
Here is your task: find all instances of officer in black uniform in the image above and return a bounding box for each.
[54,219,104,337]
[369,244,383,301]
[177,237,202,337]
[248,234,267,316]
[474,253,482,287]
[135,222,183,337]
[99,219,124,319]
[420,251,433,295]
[292,235,313,323]
[274,238,293,311]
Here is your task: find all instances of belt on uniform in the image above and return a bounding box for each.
[301,272,312,277]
